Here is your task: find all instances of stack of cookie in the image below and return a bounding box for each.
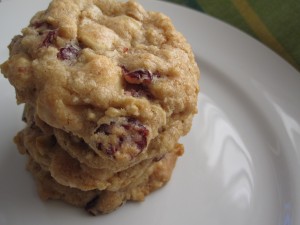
[1,0,199,215]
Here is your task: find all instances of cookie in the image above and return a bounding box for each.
[16,124,158,191]
[27,144,183,215]
[22,103,183,171]
[1,0,199,165]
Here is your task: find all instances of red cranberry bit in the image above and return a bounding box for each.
[123,47,129,53]
[95,118,149,157]
[33,22,44,29]
[98,142,122,157]
[133,132,148,150]
[123,118,149,150]
[95,121,122,156]
[105,145,118,156]
[57,45,80,61]
[94,122,116,135]
[122,66,156,99]
[42,30,57,48]
[122,67,153,85]
[121,66,161,87]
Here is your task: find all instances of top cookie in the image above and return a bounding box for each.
[1,0,199,164]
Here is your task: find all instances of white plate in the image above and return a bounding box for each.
[1,1,300,225]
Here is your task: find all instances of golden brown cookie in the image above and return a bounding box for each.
[27,144,183,215]
[15,124,159,191]
[22,103,186,171]
[1,0,199,165]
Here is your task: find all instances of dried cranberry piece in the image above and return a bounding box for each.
[95,121,122,156]
[122,118,149,150]
[97,142,122,157]
[32,22,44,28]
[123,47,129,53]
[42,30,57,48]
[57,45,80,60]
[95,123,110,135]
[85,195,99,215]
[122,66,155,99]
[121,66,156,85]
[105,145,118,156]
[94,118,149,157]
[134,133,147,150]
[124,69,153,84]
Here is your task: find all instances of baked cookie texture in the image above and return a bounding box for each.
[1,0,199,215]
